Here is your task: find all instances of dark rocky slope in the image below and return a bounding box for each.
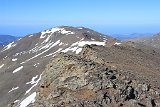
[27,44,160,107]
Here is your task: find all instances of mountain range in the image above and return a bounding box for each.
[0,26,160,107]
[112,33,153,40]
[0,35,19,46]
[128,33,160,49]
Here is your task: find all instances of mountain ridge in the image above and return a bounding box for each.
[0,26,160,107]
[28,45,160,107]
[112,33,153,40]
[128,33,160,49]
[0,35,19,46]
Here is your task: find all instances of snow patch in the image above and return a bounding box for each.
[25,74,42,94]
[43,35,51,43]
[12,58,17,61]
[76,48,82,54]
[61,47,78,53]
[14,100,19,103]
[43,48,63,58]
[33,63,40,67]
[72,41,105,47]
[114,42,122,45]
[40,27,74,39]
[8,86,19,93]
[13,66,23,73]
[59,42,64,46]
[19,92,36,107]
[0,64,4,69]
[1,42,16,52]
[26,75,38,85]
[3,56,8,60]
[78,41,105,46]
[60,29,75,35]
[62,41,105,54]
[62,47,82,54]
[35,43,38,46]
[91,38,95,40]
[18,38,22,41]
[21,40,60,64]
[28,35,33,37]
[40,28,61,39]
[102,37,108,41]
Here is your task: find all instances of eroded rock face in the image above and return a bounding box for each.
[28,46,160,107]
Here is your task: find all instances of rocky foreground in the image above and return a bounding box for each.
[27,44,160,107]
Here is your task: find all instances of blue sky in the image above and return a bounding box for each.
[1,0,160,36]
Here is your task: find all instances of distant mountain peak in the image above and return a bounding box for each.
[0,35,19,46]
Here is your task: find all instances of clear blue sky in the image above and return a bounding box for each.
[1,0,160,36]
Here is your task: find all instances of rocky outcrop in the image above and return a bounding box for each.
[29,45,160,107]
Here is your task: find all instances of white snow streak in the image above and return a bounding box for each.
[26,75,38,85]
[25,74,42,94]
[78,41,105,46]
[59,42,64,46]
[0,64,4,69]
[114,42,122,45]
[20,40,61,64]
[61,46,78,53]
[40,28,61,38]
[43,48,63,58]
[1,42,16,52]
[40,27,74,39]
[60,29,75,35]
[13,66,23,73]
[12,58,17,61]
[8,86,19,93]
[62,41,105,54]
[14,100,19,103]
[28,35,33,37]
